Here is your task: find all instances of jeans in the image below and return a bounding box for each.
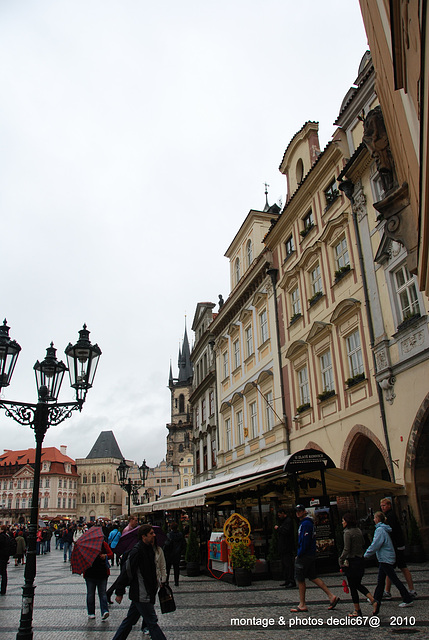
[63,541,72,561]
[344,557,371,604]
[85,577,108,616]
[112,600,167,640]
[374,562,413,604]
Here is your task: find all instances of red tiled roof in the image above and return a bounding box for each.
[0,447,75,466]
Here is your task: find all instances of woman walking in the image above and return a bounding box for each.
[83,538,113,620]
[364,511,414,614]
[339,512,375,616]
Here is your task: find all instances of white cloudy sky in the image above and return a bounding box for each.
[0,1,368,466]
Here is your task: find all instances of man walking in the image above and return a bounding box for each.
[290,505,339,613]
[274,508,295,588]
[380,498,416,598]
[111,524,167,640]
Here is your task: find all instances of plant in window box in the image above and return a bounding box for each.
[289,312,302,326]
[325,189,339,204]
[345,372,366,388]
[397,311,421,332]
[300,223,314,238]
[308,291,323,306]
[334,264,351,282]
[317,389,336,402]
[296,402,311,414]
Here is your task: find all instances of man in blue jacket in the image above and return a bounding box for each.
[290,505,339,613]
[112,524,167,640]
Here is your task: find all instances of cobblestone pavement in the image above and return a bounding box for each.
[0,548,428,639]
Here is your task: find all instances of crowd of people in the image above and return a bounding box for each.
[274,498,417,617]
[0,515,185,639]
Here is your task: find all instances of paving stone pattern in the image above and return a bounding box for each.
[0,548,428,639]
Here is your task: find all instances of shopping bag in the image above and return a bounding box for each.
[158,584,176,614]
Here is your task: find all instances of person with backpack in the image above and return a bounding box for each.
[108,522,122,566]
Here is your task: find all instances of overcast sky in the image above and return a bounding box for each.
[0,1,368,467]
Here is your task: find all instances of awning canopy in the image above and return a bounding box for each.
[134,450,404,514]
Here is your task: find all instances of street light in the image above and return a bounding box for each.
[0,320,101,640]
[116,458,149,515]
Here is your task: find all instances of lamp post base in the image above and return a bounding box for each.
[16,582,36,640]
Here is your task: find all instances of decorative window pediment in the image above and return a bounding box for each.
[243,381,257,395]
[301,243,322,272]
[227,322,240,337]
[230,391,244,405]
[286,340,307,360]
[306,321,332,345]
[319,211,349,246]
[257,369,273,385]
[330,298,361,325]
[252,291,268,309]
[239,308,253,324]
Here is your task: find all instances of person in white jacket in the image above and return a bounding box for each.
[364,511,413,615]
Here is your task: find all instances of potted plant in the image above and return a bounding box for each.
[185,526,200,576]
[230,540,257,586]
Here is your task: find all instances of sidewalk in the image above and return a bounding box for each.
[0,547,428,639]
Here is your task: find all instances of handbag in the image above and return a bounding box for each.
[158,584,176,614]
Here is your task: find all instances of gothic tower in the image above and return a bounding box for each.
[166,324,193,469]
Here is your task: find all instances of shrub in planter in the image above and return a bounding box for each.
[230,541,256,587]
[317,389,336,402]
[346,372,366,388]
[185,527,200,576]
[296,402,311,414]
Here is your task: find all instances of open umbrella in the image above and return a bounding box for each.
[114,525,166,557]
[70,526,104,575]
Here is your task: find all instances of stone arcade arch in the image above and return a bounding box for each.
[405,392,429,544]
[341,425,391,481]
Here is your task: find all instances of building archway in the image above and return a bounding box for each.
[405,392,429,542]
[341,425,390,480]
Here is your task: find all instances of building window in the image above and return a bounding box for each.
[394,264,420,322]
[233,339,240,369]
[101,473,106,483]
[81,493,86,504]
[203,445,208,471]
[324,179,339,209]
[298,366,310,405]
[209,390,215,416]
[236,410,244,445]
[246,239,253,267]
[310,264,322,296]
[249,401,258,438]
[225,418,231,450]
[334,237,350,270]
[100,492,105,503]
[245,325,253,357]
[320,350,334,392]
[44,497,49,508]
[265,391,274,430]
[222,351,229,379]
[195,407,200,429]
[15,498,20,509]
[211,439,216,467]
[82,475,87,484]
[346,330,364,377]
[91,493,96,504]
[92,474,96,483]
[260,309,268,344]
[68,498,72,508]
[59,479,62,488]
[179,394,185,413]
[201,399,206,423]
[235,257,241,285]
[17,479,21,489]
[45,478,50,488]
[290,286,301,317]
[285,234,295,258]
[301,210,314,236]
[58,497,62,508]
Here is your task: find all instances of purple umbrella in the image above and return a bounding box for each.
[114,525,166,556]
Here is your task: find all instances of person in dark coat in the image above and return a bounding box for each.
[0,525,12,595]
[84,537,113,620]
[380,498,416,598]
[275,508,296,588]
[163,522,184,587]
[112,524,167,640]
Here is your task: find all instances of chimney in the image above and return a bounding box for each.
[60,445,67,456]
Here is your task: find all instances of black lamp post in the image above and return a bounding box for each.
[0,320,101,640]
[116,458,149,515]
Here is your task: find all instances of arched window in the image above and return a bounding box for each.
[100,492,105,503]
[246,240,253,267]
[101,473,106,483]
[82,493,86,504]
[82,474,87,484]
[92,474,96,483]
[179,394,185,413]
[91,493,96,504]
[235,257,241,285]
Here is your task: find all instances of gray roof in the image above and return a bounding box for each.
[86,430,124,460]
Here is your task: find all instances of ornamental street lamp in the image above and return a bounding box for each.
[0,320,101,640]
[116,458,149,515]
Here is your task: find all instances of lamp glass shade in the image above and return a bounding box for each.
[65,325,101,402]
[0,319,21,390]
[117,459,130,484]
[34,343,67,401]
[139,459,149,485]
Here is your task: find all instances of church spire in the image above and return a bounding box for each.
[178,322,193,383]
